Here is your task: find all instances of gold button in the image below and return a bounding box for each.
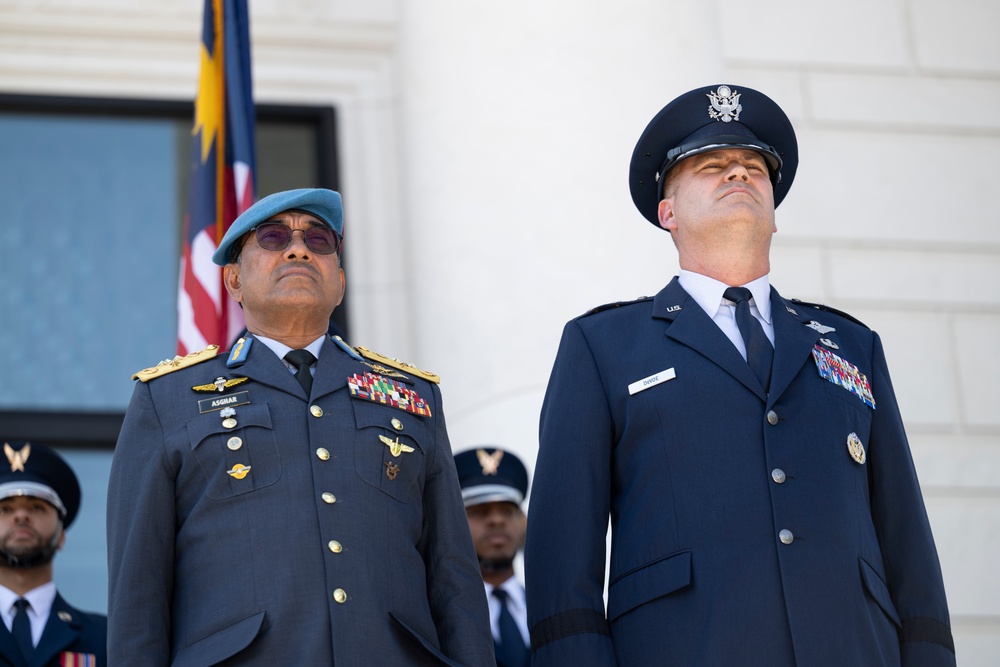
[227,437,243,451]
[322,492,336,504]
[328,540,342,553]
[333,588,347,603]
[391,418,403,431]
[767,410,779,426]
[310,405,324,418]
[316,448,330,461]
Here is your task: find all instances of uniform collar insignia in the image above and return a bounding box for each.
[227,337,252,367]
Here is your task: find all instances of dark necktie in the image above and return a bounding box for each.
[723,287,773,392]
[493,588,529,667]
[284,349,317,396]
[12,598,34,662]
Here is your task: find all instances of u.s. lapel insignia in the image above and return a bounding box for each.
[227,463,251,479]
[664,305,681,313]
[477,449,503,475]
[192,376,249,393]
[379,434,414,457]
[348,372,432,417]
[811,345,876,409]
[4,443,29,472]
[847,433,866,464]
[805,320,836,334]
[384,461,400,480]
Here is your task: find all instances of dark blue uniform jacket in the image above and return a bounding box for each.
[525,278,954,667]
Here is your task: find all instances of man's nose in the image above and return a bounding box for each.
[284,229,312,257]
[725,162,751,181]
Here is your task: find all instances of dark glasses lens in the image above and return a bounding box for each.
[253,222,341,255]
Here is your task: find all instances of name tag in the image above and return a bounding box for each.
[198,391,251,413]
[627,368,676,395]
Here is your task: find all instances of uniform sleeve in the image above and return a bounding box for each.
[419,382,497,666]
[867,333,956,666]
[107,380,176,666]
[525,321,617,666]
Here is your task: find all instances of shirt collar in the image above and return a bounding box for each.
[678,270,772,324]
[253,334,326,364]
[0,581,57,621]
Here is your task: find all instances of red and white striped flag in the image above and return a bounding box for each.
[177,0,256,355]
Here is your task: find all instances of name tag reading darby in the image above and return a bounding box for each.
[628,368,676,395]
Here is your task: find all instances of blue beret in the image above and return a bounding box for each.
[454,447,529,507]
[0,442,81,528]
[212,188,344,266]
[629,84,798,227]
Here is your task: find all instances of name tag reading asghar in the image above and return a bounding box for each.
[627,368,676,395]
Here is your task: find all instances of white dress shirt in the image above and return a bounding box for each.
[485,577,529,646]
[678,270,775,360]
[0,581,56,647]
[254,334,326,377]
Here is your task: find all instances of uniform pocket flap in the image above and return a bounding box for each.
[188,403,273,450]
[859,556,901,628]
[607,550,692,622]
[172,610,266,666]
[388,612,464,667]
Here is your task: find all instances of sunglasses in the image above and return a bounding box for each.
[250,221,342,255]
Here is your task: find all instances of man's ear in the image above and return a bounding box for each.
[224,263,243,303]
[658,197,677,232]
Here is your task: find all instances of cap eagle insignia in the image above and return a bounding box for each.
[476,448,503,476]
[4,443,30,472]
[707,85,742,122]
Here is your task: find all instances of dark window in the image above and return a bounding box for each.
[0,94,342,613]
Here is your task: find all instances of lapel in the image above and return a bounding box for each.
[0,619,26,667]
[311,336,353,400]
[31,594,80,667]
[767,289,823,406]
[652,277,766,401]
[227,334,312,400]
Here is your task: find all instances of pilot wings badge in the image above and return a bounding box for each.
[707,85,742,123]
[378,435,414,457]
[476,448,503,476]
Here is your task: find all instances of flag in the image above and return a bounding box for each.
[177,0,256,355]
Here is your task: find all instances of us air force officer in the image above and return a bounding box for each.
[524,85,955,666]
[108,189,495,666]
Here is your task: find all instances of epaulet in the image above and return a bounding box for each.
[132,345,220,382]
[354,345,441,384]
[581,296,652,318]
[790,299,870,329]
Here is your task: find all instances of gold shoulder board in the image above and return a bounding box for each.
[354,346,440,384]
[132,345,220,382]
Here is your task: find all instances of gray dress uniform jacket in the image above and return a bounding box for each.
[107,335,495,667]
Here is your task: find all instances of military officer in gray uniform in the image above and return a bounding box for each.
[107,188,495,666]
[525,85,955,666]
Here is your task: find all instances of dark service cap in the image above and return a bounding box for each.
[454,447,528,508]
[0,442,81,528]
[629,83,798,226]
[213,188,344,266]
